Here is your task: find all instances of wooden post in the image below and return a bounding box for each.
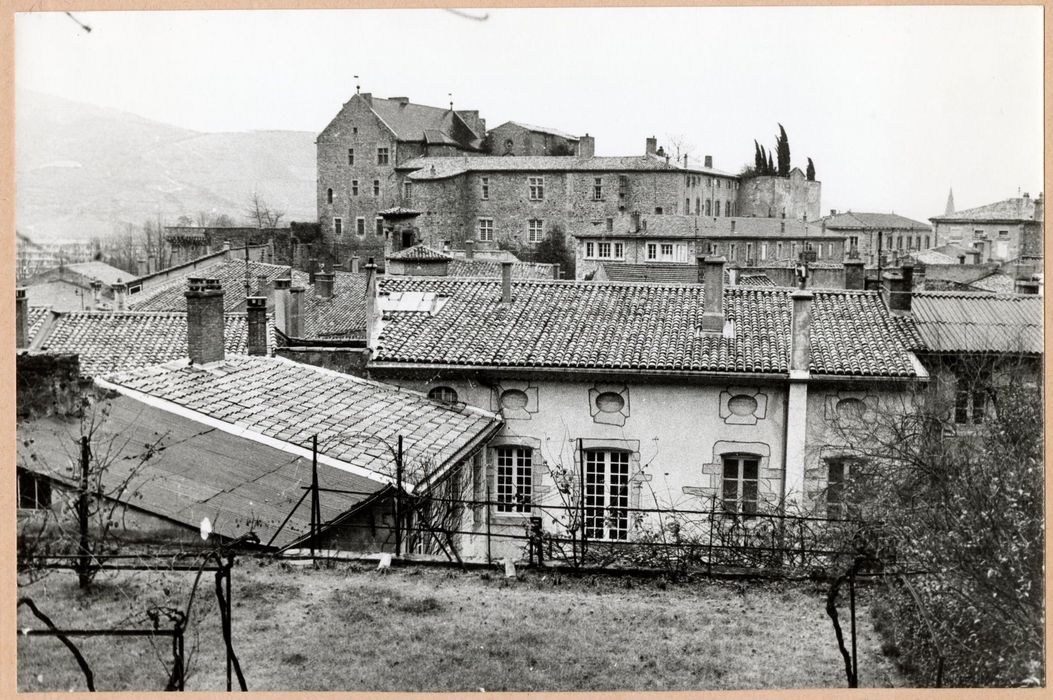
[485,471,492,565]
[578,438,587,563]
[77,435,90,588]
[849,569,858,687]
[393,438,401,557]
[310,435,320,560]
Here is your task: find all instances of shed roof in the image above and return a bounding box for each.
[910,293,1043,354]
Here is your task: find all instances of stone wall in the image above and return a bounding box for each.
[487,122,578,156]
[737,171,821,221]
[16,352,95,420]
[274,346,370,377]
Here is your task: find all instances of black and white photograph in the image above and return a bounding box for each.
[10,4,1045,693]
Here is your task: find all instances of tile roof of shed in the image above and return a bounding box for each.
[910,293,1043,354]
[18,395,388,550]
[596,263,700,284]
[28,310,274,377]
[101,355,502,486]
[400,155,736,180]
[811,212,932,231]
[372,278,921,377]
[447,258,558,279]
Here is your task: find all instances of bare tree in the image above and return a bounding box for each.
[244,191,285,229]
[664,133,696,163]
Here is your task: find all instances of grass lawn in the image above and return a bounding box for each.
[17,558,902,692]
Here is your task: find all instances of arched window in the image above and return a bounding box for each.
[722,453,760,517]
[428,386,458,405]
[326,188,333,204]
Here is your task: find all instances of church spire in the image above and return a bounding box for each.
[944,188,955,216]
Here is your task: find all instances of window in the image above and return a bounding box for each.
[334,217,343,236]
[352,126,358,135]
[356,217,365,237]
[722,454,759,517]
[586,242,595,258]
[760,243,768,260]
[528,176,544,201]
[375,218,384,237]
[584,449,630,540]
[896,235,903,250]
[428,386,458,404]
[746,243,753,262]
[347,148,354,165]
[729,243,737,259]
[478,218,494,242]
[955,382,989,424]
[593,178,603,200]
[924,235,931,249]
[373,180,380,197]
[495,446,532,513]
[655,207,663,215]
[686,198,691,213]
[598,242,611,258]
[826,459,856,520]
[660,243,673,257]
[998,229,1010,239]
[646,243,657,260]
[849,235,859,250]
[377,147,390,165]
[528,219,544,243]
[614,242,624,259]
[777,242,784,258]
[351,180,359,196]
[18,471,51,510]
[714,200,721,217]
[481,177,490,200]
[326,188,333,204]
[403,181,412,203]
[695,198,700,215]
[725,201,731,217]
[705,200,712,216]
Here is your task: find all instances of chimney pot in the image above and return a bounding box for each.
[184,277,225,364]
[246,296,268,356]
[501,261,513,303]
[113,282,128,310]
[15,287,28,349]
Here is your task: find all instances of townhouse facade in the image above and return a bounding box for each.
[809,211,933,267]
[929,192,1044,263]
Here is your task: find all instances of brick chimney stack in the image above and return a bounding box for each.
[246,296,268,356]
[578,134,595,158]
[843,255,865,290]
[185,278,225,364]
[700,256,726,332]
[501,261,513,303]
[15,288,28,349]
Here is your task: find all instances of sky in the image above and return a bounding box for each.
[15,6,1044,223]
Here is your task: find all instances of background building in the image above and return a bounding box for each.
[929,192,1043,263]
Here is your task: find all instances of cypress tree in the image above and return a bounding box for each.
[777,123,791,176]
[767,151,775,176]
[806,157,816,181]
[754,140,765,172]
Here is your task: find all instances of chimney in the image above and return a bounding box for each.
[830,209,838,216]
[390,96,410,105]
[256,274,271,303]
[704,155,712,169]
[645,136,657,157]
[147,253,157,274]
[365,260,380,349]
[606,217,614,233]
[700,256,726,332]
[89,279,102,309]
[185,278,225,364]
[695,255,706,284]
[790,290,814,372]
[465,239,475,259]
[286,285,305,338]
[137,258,148,276]
[113,282,128,311]
[350,256,361,273]
[315,272,335,299]
[578,134,595,158]
[246,296,268,356]
[442,240,452,254]
[881,266,913,314]
[843,257,865,290]
[308,258,318,285]
[683,154,689,170]
[1034,192,1044,222]
[15,288,28,349]
[630,211,641,233]
[273,277,291,334]
[501,261,513,303]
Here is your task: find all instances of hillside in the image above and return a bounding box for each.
[15,90,317,242]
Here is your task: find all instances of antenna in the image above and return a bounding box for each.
[449,92,453,111]
[355,75,360,94]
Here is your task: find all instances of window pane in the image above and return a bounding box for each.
[743,459,758,480]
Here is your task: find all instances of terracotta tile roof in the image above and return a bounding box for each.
[931,196,1043,224]
[913,249,958,265]
[29,310,274,377]
[595,263,699,284]
[496,121,580,141]
[18,395,388,550]
[910,293,1043,354]
[574,215,833,240]
[811,212,931,231]
[967,272,1017,295]
[736,272,778,288]
[130,259,304,312]
[102,355,502,485]
[448,258,558,279]
[387,244,452,262]
[26,306,52,340]
[401,155,736,180]
[373,278,921,377]
[129,260,368,339]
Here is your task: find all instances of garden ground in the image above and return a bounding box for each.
[17,557,902,692]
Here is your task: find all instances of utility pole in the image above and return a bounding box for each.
[77,435,91,588]
[395,435,403,557]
